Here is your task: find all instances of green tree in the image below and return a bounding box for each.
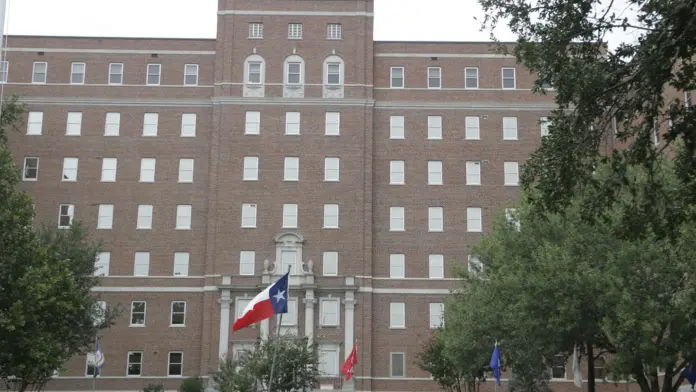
[0,97,117,392]
[418,331,487,392]
[476,0,696,241]
[213,335,320,392]
[443,157,696,392]
[179,376,206,392]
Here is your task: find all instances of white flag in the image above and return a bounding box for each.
[572,344,583,388]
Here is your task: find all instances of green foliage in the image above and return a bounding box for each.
[0,98,118,392]
[179,376,206,392]
[476,0,696,241]
[443,158,696,392]
[507,370,553,392]
[142,383,165,392]
[213,335,320,392]
[418,331,486,392]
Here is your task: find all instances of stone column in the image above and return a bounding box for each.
[303,289,316,345]
[218,289,232,361]
[261,318,270,339]
[343,289,357,392]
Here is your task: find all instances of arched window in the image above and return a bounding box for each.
[323,55,344,99]
[283,55,305,98]
[243,54,265,98]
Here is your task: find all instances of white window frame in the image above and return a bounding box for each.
[506,208,521,231]
[97,204,114,230]
[467,207,483,232]
[181,113,197,137]
[109,63,124,85]
[285,61,303,85]
[27,111,43,135]
[136,204,153,230]
[58,204,74,229]
[327,23,342,40]
[173,252,190,276]
[245,111,261,135]
[146,63,161,86]
[322,252,338,276]
[70,62,86,84]
[429,254,444,279]
[0,60,9,83]
[468,255,483,276]
[465,116,480,140]
[101,158,117,182]
[324,157,340,182]
[502,67,516,89]
[284,157,299,181]
[285,112,301,135]
[240,251,255,275]
[427,116,442,140]
[143,113,159,137]
[248,22,264,39]
[282,204,298,228]
[323,204,339,229]
[540,117,550,137]
[390,116,405,139]
[243,157,259,181]
[427,67,441,89]
[288,23,303,39]
[503,117,518,140]
[428,207,444,232]
[428,161,443,185]
[126,351,143,376]
[139,158,156,183]
[241,203,257,228]
[32,61,47,84]
[133,252,150,276]
[184,64,199,86]
[170,301,186,327]
[280,298,299,326]
[389,302,406,328]
[105,112,121,136]
[66,112,82,136]
[390,207,405,231]
[167,352,184,377]
[390,353,406,378]
[504,162,520,186]
[429,303,445,329]
[178,159,194,183]
[176,205,192,230]
[129,301,146,326]
[319,298,340,327]
[466,161,482,186]
[94,252,110,277]
[325,112,340,135]
[23,157,39,181]
[464,67,479,89]
[318,344,340,377]
[389,254,405,279]
[390,66,404,88]
[389,160,405,185]
[247,61,263,84]
[325,62,342,86]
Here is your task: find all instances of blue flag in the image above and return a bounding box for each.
[683,364,696,386]
[490,342,501,386]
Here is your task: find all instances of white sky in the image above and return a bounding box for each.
[5,0,635,49]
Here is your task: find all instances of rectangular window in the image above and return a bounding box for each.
[176,205,192,230]
[245,111,260,135]
[503,117,518,140]
[239,251,255,275]
[390,116,405,139]
[32,61,47,83]
[325,112,340,135]
[467,207,483,232]
[236,298,252,320]
[170,301,186,326]
[139,158,156,182]
[127,352,143,376]
[66,112,82,136]
[134,252,150,276]
[429,254,444,279]
[130,302,146,326]
[143,113,159,136]
[247,62,262,84]
[60,158,78,182]
[506,208,521,230]
[285,112,300,135]
[288,23,303,39]
[323,204,339,229]
[58,204,74,229]
[465,67,479,89]
[322,252,338,276]
[168,352,184,377]
[465,116,480,140]
[241,203,257,228]
[390,67,404,88]
[540,117,550,137]
[389,254,405,278]
[284,157,299,181]
[504,162,520,186]
[280,298,299,326]
[178,159,194,183]
[70,62,86,84]
[173,252,189,276]
[249,22,264,39]
[390,353,405,377]
[95,252,110,277]
[324,157,340,182]
[181,113,197,137]
[427,116,442,139]
[428,207,444,232]
[320,299,340,326]
[389,302,406,328]
[390,160,405,185]
[427,67,441,89]
[97,204,114,230]
[23,157,39,181]
[502,67,516,89]
[318,344,340,376]
[326,63,341,85]
[466,161,481,185]
[286,62,301,84]
[0,60,9,83]
[429,303,444,329]
[109,63,123,85]
[184,64,199,86]
[327,24,342,40]
[243,157,259,181]
[101,158,117,182]
[27,111,43,135]
[428,161,443,185]
[390,207,405,231]
[282,204,298,228]
[468,255,483,276]
[146,64,161,85]
[105,112,120,136]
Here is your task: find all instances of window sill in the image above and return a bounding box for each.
[178,181,193,184]
[389,229,405,232]
[175,228,192,231]
[169,324,186,328]
[324,133,341,137]
[428,230,444,233]
[427,137,443,141]
[324,180,340,183]
[136,228,152,230]
[180,134,196,138]
[465,138,481,141]
[126,375,142,378]
[389,326,406,330]
[389,137,405,140]
[168,375,184,378]
[428,183,443,186]
[129,324,146,328]
[61,180,77,183]
[323,227,340,230]
[504,184,520,187]
[23,178,38,182]
[244,133,260,136]
[503,138,519,141]
[241,226,257,229]
[319,324,340,328]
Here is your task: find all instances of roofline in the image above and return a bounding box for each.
[7,34,216,41]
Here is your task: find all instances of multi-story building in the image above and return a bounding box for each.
[5,1,630,392]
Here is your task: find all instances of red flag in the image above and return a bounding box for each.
[340,341,358,381]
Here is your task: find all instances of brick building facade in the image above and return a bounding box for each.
[4,0,645,391]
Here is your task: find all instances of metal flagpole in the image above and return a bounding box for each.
[266,266,291,392]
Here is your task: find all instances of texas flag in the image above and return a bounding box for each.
[232,272,290,332]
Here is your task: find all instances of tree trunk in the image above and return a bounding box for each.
[587,342,595,392]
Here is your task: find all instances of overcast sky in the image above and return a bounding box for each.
[5,0,635,48]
